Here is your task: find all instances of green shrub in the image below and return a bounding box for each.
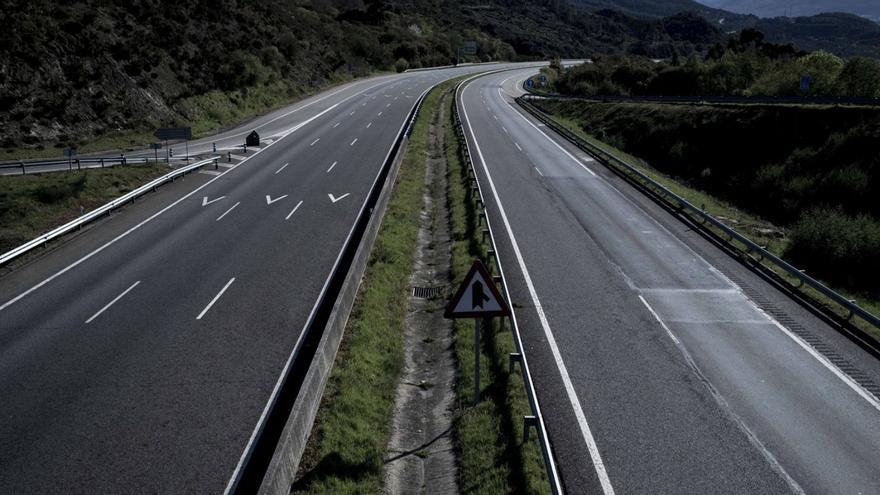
[787,209,880,294]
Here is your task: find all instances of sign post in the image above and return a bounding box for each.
[150,143,162,163]
[64,147,76,171]
[445,259,511,404]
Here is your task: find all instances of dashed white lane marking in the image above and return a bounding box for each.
[333,122,341,128]
[216,202,240,221]
[310,138,320,146]
[535,167,544,177]
[460,81,616,495]
[378,112,383,116]
[327,161,338,173]
[502,126,509,134]
[493,115,498,120]
[367,122,372,128]
[350,111,356,115]
[196,277,235,320]
[85,281,140,324]
[515,142,523,152]
[386,103,391,107]
[350,138,358,146]
[275,163,289,174]
[285,200,304,221]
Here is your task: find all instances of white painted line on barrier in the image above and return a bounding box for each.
[285,200,304,221]
[216,202,240,222]
[85,281,140,324]
[197,278,235,320]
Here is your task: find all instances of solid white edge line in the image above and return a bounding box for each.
[638,295,681,345]
[85,281,140,324]
[274,163,289,174]
[196,277,235,320]
[497,86,596,177]
[285,201,304,221]
[0,78,396,314]
[216,202,241,222]
[460,77,616,495]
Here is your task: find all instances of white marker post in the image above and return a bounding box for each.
[445,259,511,404]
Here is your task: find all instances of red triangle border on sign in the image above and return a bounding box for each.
[444,259,511,319]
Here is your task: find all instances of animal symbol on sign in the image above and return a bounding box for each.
[472,280,491,309]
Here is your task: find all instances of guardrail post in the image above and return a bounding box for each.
[121,154,126,166]
[213,142,217,153]
[509,352,522,373]
[214,158,218,170]
[100,158,104,168]
[76,159,81,171]
[523,415,538,442]
[228,151,232,163]
[20,161,25,175]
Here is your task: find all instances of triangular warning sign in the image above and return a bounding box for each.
[445,260,511,319]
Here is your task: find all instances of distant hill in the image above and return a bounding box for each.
[696,0,880,22]
[570,0,880,57]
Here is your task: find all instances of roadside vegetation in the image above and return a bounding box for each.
[0,164,169,254]
[551,30,880,98]
[532,98,880,302]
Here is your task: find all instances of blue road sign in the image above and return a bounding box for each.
[540,74,547,82]
[526,79,534,88]
[800,74,812,93]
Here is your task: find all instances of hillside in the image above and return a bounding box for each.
[571,0,880,57]
[698,0,880,22]
[0,0,719,153]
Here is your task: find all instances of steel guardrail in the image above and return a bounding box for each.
[454,77,563,494]
[516,94,880,337]
[0,158,216,267]
[520,91,880,107]
[0,156,194,174]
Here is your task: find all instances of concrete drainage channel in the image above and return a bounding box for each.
[223,86,433,495]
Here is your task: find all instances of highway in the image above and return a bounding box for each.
[0,63,539,493]
[458,69,880,494]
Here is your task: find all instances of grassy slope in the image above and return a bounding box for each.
[448,88,549,493]
[0,164,170,253]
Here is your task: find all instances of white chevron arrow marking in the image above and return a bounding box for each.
[202,196,225,206]
[328,193,350,203]
[266,194,288,205]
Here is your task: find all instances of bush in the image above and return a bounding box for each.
[787,208,880,294]
[394,57,409,73]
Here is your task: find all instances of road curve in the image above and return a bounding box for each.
[458,68,880,494]
[0,62,541,493]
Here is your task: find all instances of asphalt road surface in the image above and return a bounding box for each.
[458,69,880,494]
[0,62,542,493]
